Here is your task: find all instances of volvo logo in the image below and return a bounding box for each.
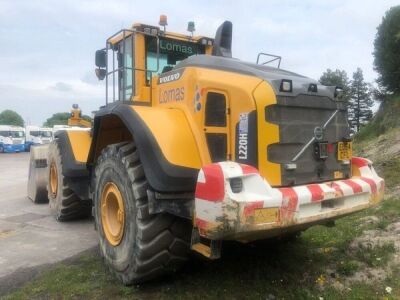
[158,69,184,84]
[314,126,324,141]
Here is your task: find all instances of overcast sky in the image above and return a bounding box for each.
[0,0,398,125]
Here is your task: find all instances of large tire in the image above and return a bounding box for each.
[94,142,191,285]
[47,140,91,221]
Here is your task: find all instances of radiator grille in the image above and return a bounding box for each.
[265,95,351,186]
[206,133,227,162]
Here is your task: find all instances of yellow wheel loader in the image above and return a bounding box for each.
[28,17,384,284]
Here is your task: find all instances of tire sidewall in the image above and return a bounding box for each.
[94,154,138,274]
[47,142,63,218]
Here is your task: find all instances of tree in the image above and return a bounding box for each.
[370,84,389,102]
[43,112,92,127]
[348,68,374,132]
[0,110,24,127]
[319,69,351,102]
[373,6,400,94]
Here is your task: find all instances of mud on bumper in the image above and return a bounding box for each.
[194,157,384,241]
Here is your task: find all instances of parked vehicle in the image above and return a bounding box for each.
[0,125,25,153]
[28,18,385,285]
[25,126,53,151]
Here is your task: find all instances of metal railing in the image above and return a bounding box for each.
[104,28,161,104]
[256,52,282,68]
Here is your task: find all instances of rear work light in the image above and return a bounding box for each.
[284,163,297,170]
[280,79,292,92]
[308,83,318,93]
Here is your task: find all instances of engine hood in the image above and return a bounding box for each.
[176,55,337,99]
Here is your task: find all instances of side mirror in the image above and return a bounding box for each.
[95,68,107,80]
[95,49,107,68]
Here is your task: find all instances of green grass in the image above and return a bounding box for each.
[355,242,396,268]
[353,126,400,191]
[336,260,359,276]
[379,158,400,190]
[4,195,400,300]
[355,118,386,142]
[374,196,400,226]
[355,95,400,142]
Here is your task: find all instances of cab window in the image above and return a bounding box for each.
[41,131,52,137]
[117,36,134,101]
[10,131,24,138]
[145,37,205,81]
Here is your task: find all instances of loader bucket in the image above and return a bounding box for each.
[27,144,50,203]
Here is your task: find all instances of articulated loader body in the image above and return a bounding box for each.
[28,18,384,284]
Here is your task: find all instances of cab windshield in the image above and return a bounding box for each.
[145,37,205,80]
[10,131,24,138]
[30,131,40,137]
[40,131,52,138]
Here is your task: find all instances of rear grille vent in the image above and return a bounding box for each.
[265,95,350,186]
[205,92,226,127]
[206,133,227,162]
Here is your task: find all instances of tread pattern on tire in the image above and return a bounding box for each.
[47,140,91,221]
[95,141,191,284]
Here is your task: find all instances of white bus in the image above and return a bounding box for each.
[0,125,26,153]
[25,125,53,151]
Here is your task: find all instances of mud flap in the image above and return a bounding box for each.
[27,145,49,203]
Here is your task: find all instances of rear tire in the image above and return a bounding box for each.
[94,142,191,285]
[47,140,91,221]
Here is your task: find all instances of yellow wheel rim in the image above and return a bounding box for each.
[101,182,125,246]
[50,162,58,197]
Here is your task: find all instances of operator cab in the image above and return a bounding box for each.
[94,15,213,103]
[145,35,206,79]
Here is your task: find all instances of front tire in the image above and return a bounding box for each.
[94,142,191,285]
[47,140,91,221]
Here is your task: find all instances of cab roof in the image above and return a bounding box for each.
[107,22,214,45]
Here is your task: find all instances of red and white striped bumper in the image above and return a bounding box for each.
[194,157,385,240]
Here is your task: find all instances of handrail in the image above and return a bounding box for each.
[105,28,161,104]
[256,52,282,68]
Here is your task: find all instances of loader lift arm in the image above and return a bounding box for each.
[68,104,92,128]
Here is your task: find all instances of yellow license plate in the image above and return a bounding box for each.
[337,141,352,160]
[254,208,279,224]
